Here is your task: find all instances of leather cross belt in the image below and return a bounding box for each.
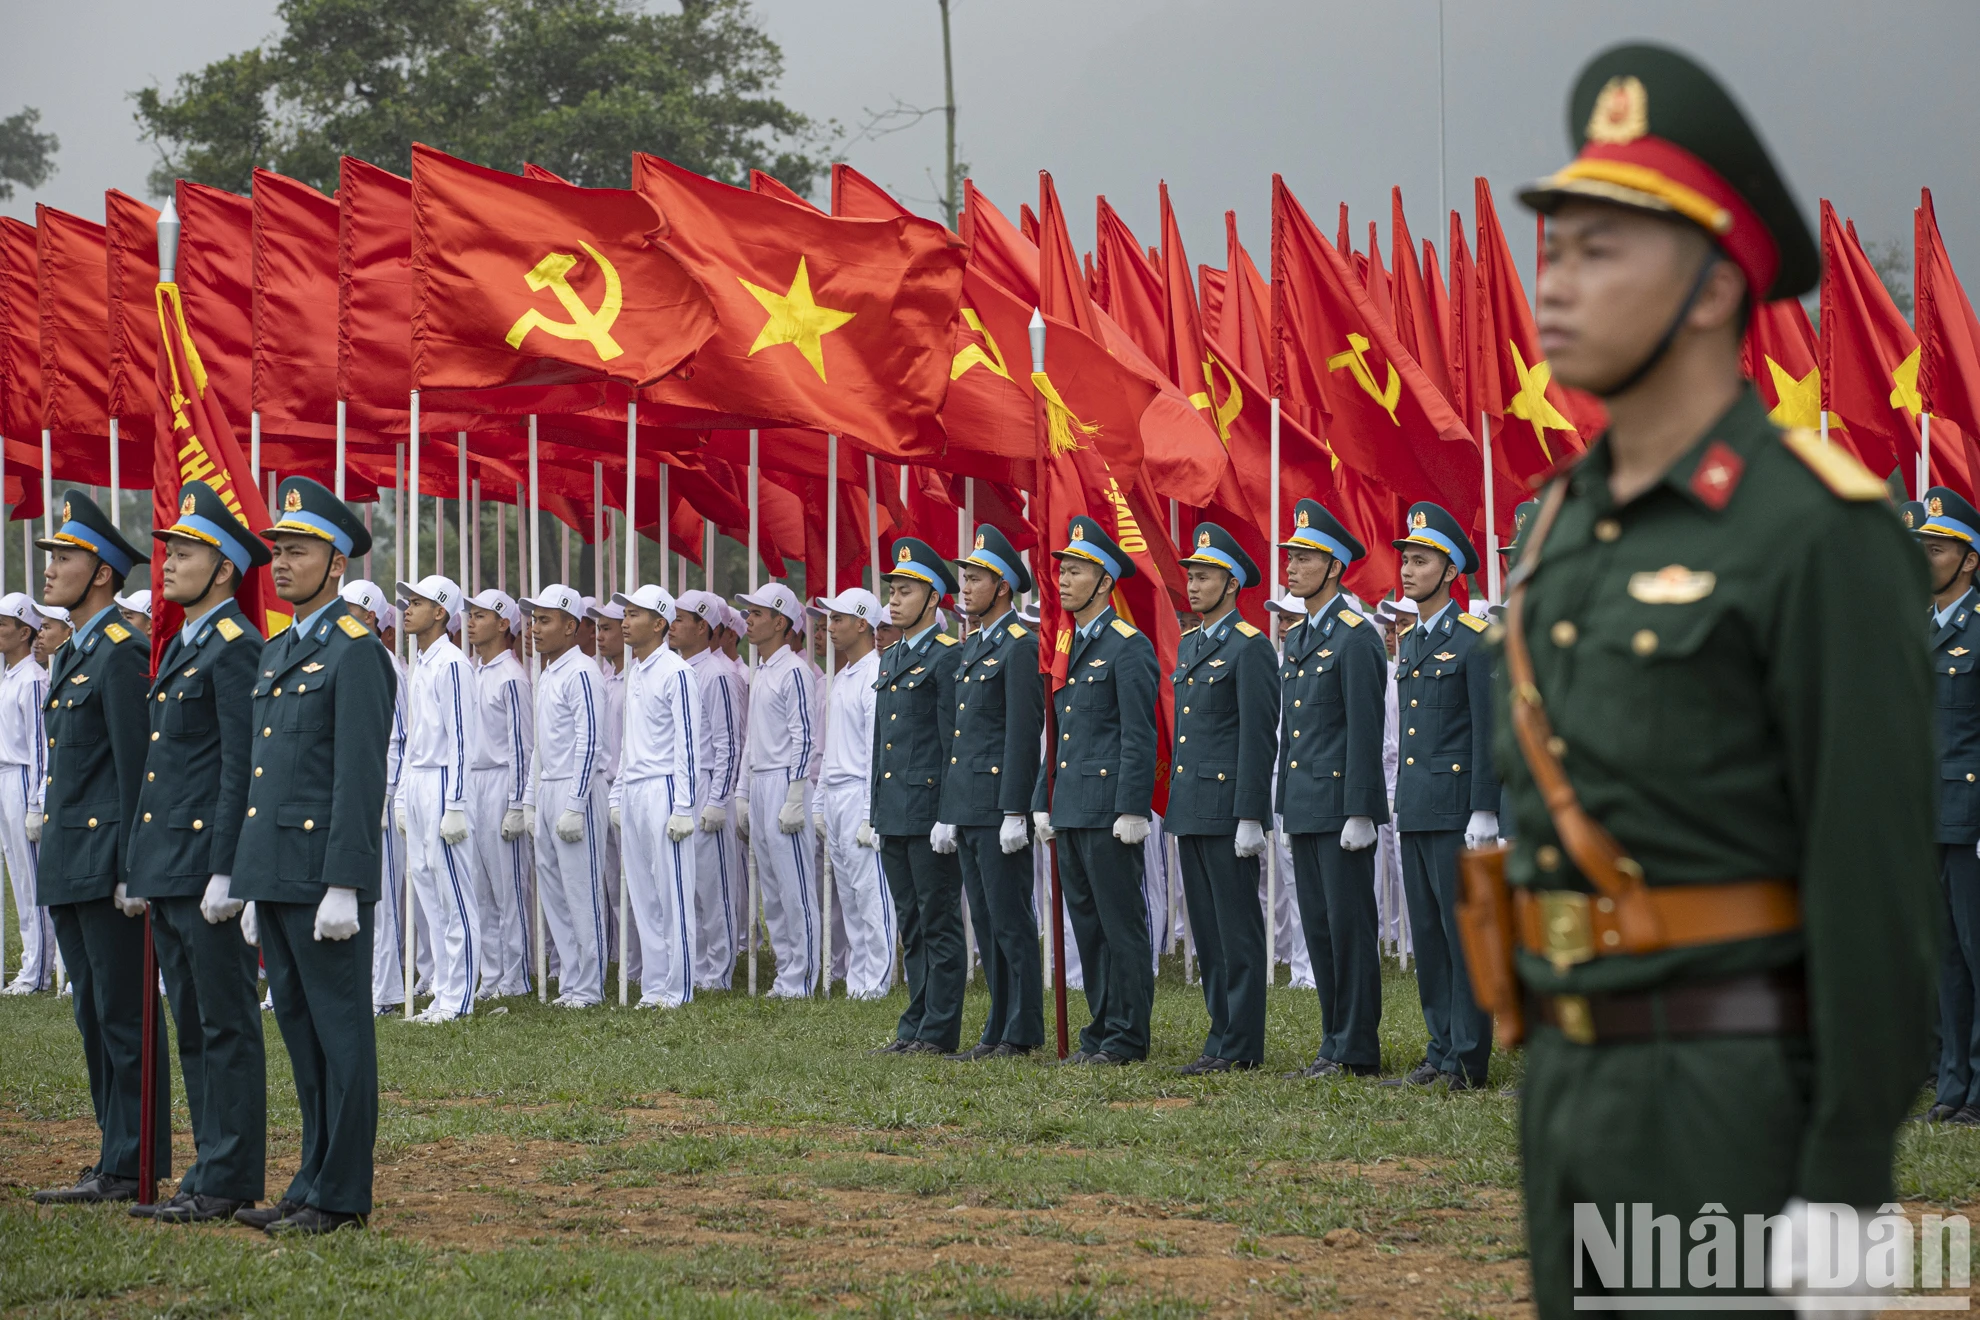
[1526,968,1807,1046]
[1514,878,1800,973]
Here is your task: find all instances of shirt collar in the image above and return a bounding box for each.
[1569,385,1768,517]
[904,623,940,651]
[1199,607,1238,640]
[1937,588,1975,630]
[73,604,117,646]
[1077,607,1113,639]
[295,599,341,639]
[1419,599,1454,635]
[980,608,1013,636]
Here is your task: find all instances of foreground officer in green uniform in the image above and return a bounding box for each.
[126,482,269,1223]
[1275,500,1388,1079]
[871,537,966,1055]
[30,492,165,1205]
[1916,489,1980,1124]
[1031,516,1159,1065]
[1169,524,1277,1074]
[1501,44,1936,1313]
[939,524,1044,1059]
[233,477,394,1235]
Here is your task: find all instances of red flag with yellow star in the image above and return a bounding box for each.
[633,153,965,459]
[1741,296,1827,431]
[1819,200,1916,489]
[1915,188,1980,498]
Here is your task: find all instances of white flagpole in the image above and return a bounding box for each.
[529,416,545,1002]
[41,429,53,537]
[1922,413,1933,497]
[405,393,419,1019]
[866,454,880,596]
[251,411,260,488]
[457,433,469,589]
[822,433,837,997]
[334,399,345,500]
[1265,396,1280,979]
[108,419,119,528]
[470,478,481,593]
[746,428,760,997]
[1482,410,1501,603]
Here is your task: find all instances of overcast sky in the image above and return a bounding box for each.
[3,0,1976,298]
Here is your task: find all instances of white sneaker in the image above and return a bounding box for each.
[1,977,37,995]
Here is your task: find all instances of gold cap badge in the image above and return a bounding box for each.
[62,501,71,523]
[180,492,197,516]
[1904,509,1918,528]
[284,488,304,513]
[1587,75,1648,145]
[1070,523,1086,541]
[1196,529,1212,549]
[1296,508,1310,529]
[896,543,912,563]
[1930,496,1946,517]
[974,532,985,550]
[1411,510,1429,530]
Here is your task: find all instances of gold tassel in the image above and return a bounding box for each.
[1030,371,1100,456]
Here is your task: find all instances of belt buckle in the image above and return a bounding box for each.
[1553,994,1595,1045]
[1537,890,1596,973]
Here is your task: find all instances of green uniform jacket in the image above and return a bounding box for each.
[1165,614,1279,833]
[871,627,962,836]
[233,599,395,904]
[1493,387,1938,1205]
[1032,608,1160,829]
[37,607,149,906]
[126,600,264,899]
[938,613,1043,827]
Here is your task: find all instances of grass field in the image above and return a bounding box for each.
[3,944,1977,1318]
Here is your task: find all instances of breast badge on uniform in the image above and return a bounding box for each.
[1628,565,1718,604]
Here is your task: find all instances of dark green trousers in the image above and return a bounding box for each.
[150,895,266,1201]
[1176,834,1265,1064]
[1521,1024,1810,1317]
[260,897,376,1216]
[957,825,1043,1050]
[48,898,170,1180]
[1288,831,1382,1070]
[1056,826,1151,1061]
[880,835,965,1051]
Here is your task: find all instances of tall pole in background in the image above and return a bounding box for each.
[1482,412,1501,603]
[334,399,345,499]
[746,428,760,997]
[107,420,119,528]
[529,416,545,1002]
[821,433,837,996]
[1437,0,1448,225]
[1265,396,1281,979]
[1030,308,1069,1060]
[405,391,419,1018]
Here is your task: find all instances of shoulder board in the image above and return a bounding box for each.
[214,617,243,642]
[1458,613,1488,633]
[337,615,370,639]
[935,633,958,647]
[1006,622,1028,639]
[1337,609,1364,628]
[104,622,131,644]
[1781,427,1888,501]
[1233,620,1261,638]
[1110,618,1138,638]
[1180,625,1200,637]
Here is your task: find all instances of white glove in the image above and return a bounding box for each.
[930,822,959,854]
[812,809,825,834]
[777,780,806,834]
[312,886,360,941]
[380,802,390,830]
[25,812,40,843]
[667,814,694,842]
[610,805,623,831]
[1033,810,1056,846]
[501,808,527,841]
[999,814,1028,855]
[394,802,408,835]
[1340,816,1378,852]
[112,882,148,918]
[1113,814,1151,847]
[1767,1198,1892,1319]
[239,901,259,947]
[700,803,728,834]
[440,807,468,846]
[521,804,537,836]
[1463,810,1500,850]
[735,795,751,841]
[199,874,243,925]
[555,809,585,843]
[856,820,877,848]
[1233,819,1266,858]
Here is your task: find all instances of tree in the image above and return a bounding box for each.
[1862,236,1914,319]
[132,0,832,197]
[851,0,966,225]
[0,107,59,200]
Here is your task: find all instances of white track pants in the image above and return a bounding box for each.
[1267,819,1315,988]
[535,775,606,1005]
[371,820,418,1009]
[748,770,817,998]
[467,766,532,996]
[403,768,480,1018]
[0,764,51,988]
[691,777,738,990]
[620,776,695,1008]
[821,780,891,999]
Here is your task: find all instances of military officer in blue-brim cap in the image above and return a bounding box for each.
[29,492,167,1206]
[229,477,394,1236]
[1031,515,1160,1065]
[1901,500,1930,536]
[1386,500,1498,1091]
[939,524,1045,1060]
[1276,498,1391,1080]
[124,482,271,1224]
[1918,488,1980,1124]
[1169,523,1279,1074]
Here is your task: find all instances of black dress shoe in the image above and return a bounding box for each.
[1951,1105,1980,1127]
[899,1040,944,1055]
[1084,1050,1133,1066]
[1911,1104,1959,1124]
[1439,1071,1484,1092]
[1179,1054,1229,1076]
[1285,1056,1343,1080]
[986,1042,1035,1058]
[1055,1050,1093,1065]
[866,1038,912,1056]
[945,1042,998,1062]
[266,1205,365,1236]
[1225,1059,1259,1072]
[130,1190,193,1219]
[1378,1060,1441,1088]
[235,1198,304,1229]
[154,1194,252,1224]
[34,1170,138,1204]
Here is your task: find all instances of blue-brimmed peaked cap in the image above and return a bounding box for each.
[1392,501,1478,575]
[1918,487,1980,546]
[261,476,372,559]
[1278,497,1365,566]
[1499,500,1539,559]
[155,480,272,572]
[1179,522,1259,589]
[881,536,957,596]
[955,523,1032,595]
[1899,500,1929,535]
[37,489,143,578]
[1050,514,1136,581]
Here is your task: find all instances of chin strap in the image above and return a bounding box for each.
[1063,573,1112,619]
[1596,250,1722,400]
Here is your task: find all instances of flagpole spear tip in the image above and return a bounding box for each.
[156,197,180,285]
[1028,308,1045,374]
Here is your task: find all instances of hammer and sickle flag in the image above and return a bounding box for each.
[410,145,716,410]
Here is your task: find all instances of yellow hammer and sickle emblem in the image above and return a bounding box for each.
[1186,354,1243,444]
[1326,332,1401,424]
[950,308,1012,382]
[504,241,624,363]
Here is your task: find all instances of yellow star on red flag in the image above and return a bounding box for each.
[739,256,855,382]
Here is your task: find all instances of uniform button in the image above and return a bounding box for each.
[957,702,965,709]
[951,757,958,764]
[1062,733,1070,741]
[152,732,160,741]
[157,693,166,703]
[890,713,896,721]
[1631,629,1658,656]
[304,820,314,831]
[87,817,97,829]
[1099,769,1107,776]
[143,812,152,823]
[1594,518,1622,542]
[1298,669,1306,678]
[1217,773,1226,781]
[1289,760,1298,769]
[1173,765,1182,775]
[1182,706,1190,715]
[1536,844,1561,871]
[1292,730,1300,738]
[885,743,893,750]
[254,768,262,777]
[1969,773,1977,783]
[274,687,282,697]
[890,684,898,691]
[954,730,960,736]
[1451,762,1461,772]
[991,767,999,774]
[1333,770,1341,778]
[884,772,892,779]
[193,820,203,831]
[263,728,272,737]
[297,684,306,693]
[1550,621,1577,647]
[147,772,154,782]
[1411,670,1420,678]
[1178,735,1186,743]
[1292,700,1300,708]
[1407,728,1415,736]
[1547,736,1568,758]
[1409,699,1418,708]
[1186,678,1194,686]
[1060,761,1067,769]
[248,807,256,817]
[1405,757,1414,765]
